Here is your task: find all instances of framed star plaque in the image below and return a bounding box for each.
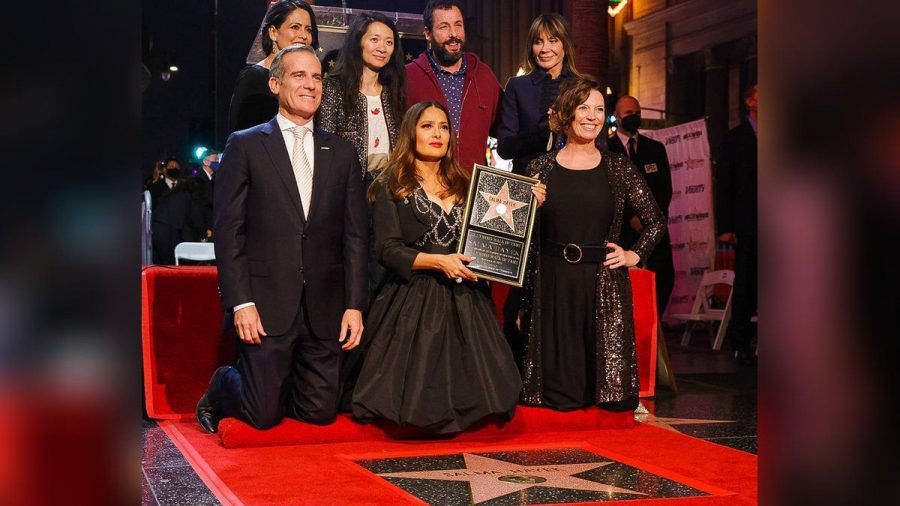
[457,164,539,286]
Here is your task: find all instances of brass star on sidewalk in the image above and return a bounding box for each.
[479,181,527,231]
[377,453,646,504]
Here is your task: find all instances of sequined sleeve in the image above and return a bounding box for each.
[620,157,665,262]
[317,78,342,134]
[519,153,555,314]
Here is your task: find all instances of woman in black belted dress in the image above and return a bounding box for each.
[519,77,665,412]
[352,102,546,434]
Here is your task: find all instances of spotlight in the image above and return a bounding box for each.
[169,65,179,72]
[194,146,209,159]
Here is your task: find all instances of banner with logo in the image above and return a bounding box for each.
[641,119,714,324]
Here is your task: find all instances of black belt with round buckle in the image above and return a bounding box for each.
[542,240,608,264]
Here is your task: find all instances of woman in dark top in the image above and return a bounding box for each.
[227,0,318,133]
[496,14,581,176]
[317,12,404,182]
[519,77,665,412]
[316,12,406,299]
[352,102,545,434]
[496,14,581,372]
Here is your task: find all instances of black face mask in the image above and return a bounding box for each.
[620,113,642,133]
[165,168,181,179]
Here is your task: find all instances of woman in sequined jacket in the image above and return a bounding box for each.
[316,12,405,184]
[518,77,665,412]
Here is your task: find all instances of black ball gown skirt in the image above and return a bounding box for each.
[352,271,522,434]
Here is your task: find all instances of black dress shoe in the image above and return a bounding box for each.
[196,366,231,433]
[733,349,757,367]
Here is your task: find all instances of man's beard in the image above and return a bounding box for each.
[432,38,464,66]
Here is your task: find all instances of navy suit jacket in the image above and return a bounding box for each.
[497,68,574,175]
[213,117,368,338]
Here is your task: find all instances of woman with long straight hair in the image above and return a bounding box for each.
[317,12,405,182]
[497,13,581,176]
[316,12,406,299]
[352,102,545,434]
[496,13,581,370]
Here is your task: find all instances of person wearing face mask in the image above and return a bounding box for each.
[607,96,674,320]
[405,0,501,173]
[151,157,198,264]
[227,0,318,134]
[191,152,219,241]
[518,78,664,412]
[149,157,182,203]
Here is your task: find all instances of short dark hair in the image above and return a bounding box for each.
[163,157,180,167]
[260,0,319,55]
[423,0,465,31]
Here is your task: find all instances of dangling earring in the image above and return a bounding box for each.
[271,40,279,54]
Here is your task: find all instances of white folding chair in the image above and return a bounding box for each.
[671,269,734,350]
[174,242,216,265]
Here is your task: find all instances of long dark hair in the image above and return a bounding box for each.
[260,0,319,54]
[368,102,469,203]
[328,12,406,121]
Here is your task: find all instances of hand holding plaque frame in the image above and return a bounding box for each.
[457,164,539,287]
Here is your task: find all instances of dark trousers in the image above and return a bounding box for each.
[221,294,342,429]
[728,233,758,352]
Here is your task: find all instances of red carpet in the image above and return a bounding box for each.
[219,406,634,448]
[161,420,757,505]
[142,266,658,422]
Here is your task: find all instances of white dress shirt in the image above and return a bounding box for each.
[277,113,315,172]
[234,114,316,313]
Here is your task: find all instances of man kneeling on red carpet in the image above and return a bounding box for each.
[195,42,368,433]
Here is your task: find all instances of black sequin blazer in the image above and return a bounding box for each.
[317,77,400,179]
[520,150,665,406]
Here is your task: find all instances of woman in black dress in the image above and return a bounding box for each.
[352,102,545,434]
[519,77,665,412]
[227,0,318,134]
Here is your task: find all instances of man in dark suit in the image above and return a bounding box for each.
[149,158,182,203]
[608,96,675,319]
[196,45,369,432]
[190,151,217,242]
[716,83,757,366]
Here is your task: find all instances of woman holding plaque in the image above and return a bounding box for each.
[519,77,664,412]
[352,102,544,434]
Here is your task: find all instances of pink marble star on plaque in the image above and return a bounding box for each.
[479,181,527,231]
